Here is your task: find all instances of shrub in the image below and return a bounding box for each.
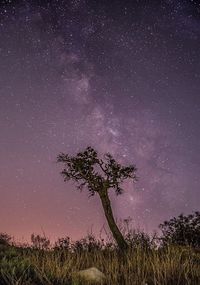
[159,211,200,248]
[0,233,12,247]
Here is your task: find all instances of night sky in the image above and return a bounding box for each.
[0,0,200,242]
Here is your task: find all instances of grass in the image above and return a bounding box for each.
[0,240,199,285]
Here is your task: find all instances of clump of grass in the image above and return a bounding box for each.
[0,233,199,285]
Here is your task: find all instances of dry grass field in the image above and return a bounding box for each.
[0,236,199,285]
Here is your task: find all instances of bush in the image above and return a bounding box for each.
[0,233,12,247]
[71,234,104,252]
[159,211,200,248]
[31,234,50,250]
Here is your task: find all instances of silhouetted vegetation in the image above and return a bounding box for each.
[0,233,12,247]
[159,211,200,248]
[57,146,137,251]
[0,213,200,284]
[31,233,51,250]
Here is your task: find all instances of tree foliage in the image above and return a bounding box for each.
[159,211,200,248]
[57,146,137,196]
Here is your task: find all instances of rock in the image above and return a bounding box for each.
[72,267,106,284]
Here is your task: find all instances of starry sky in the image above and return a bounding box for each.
[0,0,200,242]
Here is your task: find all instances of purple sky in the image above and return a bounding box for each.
[0,0,200,242]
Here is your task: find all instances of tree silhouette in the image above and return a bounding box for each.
[57,146,137,251]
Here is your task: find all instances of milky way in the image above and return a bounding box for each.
[0,0,200,242]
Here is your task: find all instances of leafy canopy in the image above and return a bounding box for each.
[57,146,137,196]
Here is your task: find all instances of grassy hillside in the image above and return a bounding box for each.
[0,238,199,285]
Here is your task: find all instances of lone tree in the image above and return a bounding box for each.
[57,146,137,251]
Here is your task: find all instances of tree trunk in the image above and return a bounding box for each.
[99,189,128,251]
